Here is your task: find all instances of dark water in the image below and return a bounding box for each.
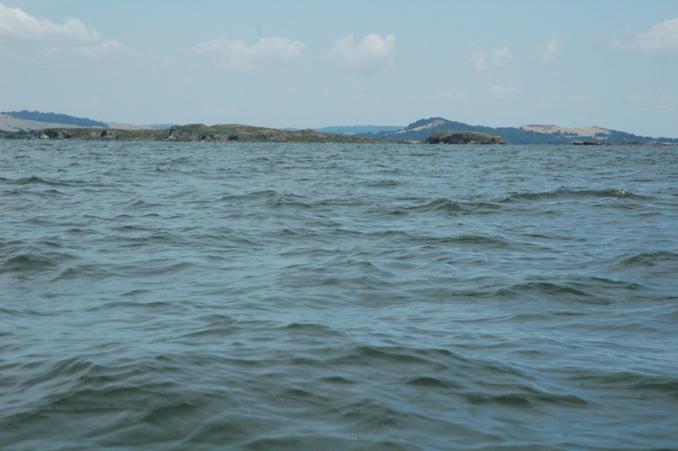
[2,141,678,450]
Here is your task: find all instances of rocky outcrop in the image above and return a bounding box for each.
[167,125,235,142]
[426,132,504,145]
[42,129,72,140]
[101,130,118,140]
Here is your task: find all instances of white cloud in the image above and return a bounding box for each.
[631,17,678,54]
[0,2,121,59]
[470,51,487,71]
[192,37,304,71]
[0,2,99,42]
[493,46,512,61]
[490,84,519,98]
[470,46,511,71]
[539,34,562,63]
[331,33,396,68]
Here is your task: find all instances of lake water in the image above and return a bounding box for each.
[1,141,677,450]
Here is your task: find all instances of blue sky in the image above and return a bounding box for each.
[1,0,677,136]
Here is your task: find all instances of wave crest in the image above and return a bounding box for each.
[502,187,645,202]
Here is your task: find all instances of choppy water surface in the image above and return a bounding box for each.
[2,141,678,450]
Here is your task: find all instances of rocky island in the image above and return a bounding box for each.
[425,131,505,145]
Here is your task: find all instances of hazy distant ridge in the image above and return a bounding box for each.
[315,125,403,135]
[3,111,107,128]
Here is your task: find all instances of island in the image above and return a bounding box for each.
[0,124,375,144]
[425,131,505,145]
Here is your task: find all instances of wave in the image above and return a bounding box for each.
[363,179,401,187]
[465,390,588,408]
[495,276,669,304]
[4,356,190,427]
[494,281,610,304]
[0,188,65,198]
[110,261,194,277]
[112,231,188,248]
[50,264,107,282]
[219,190,283,203]
[0,175,87,187]
[85,300,187,312]
[412,198,502,214]
[501,187,647,202]
[241,435,411,451]
[275,322,344,336]
[128,199,163,209]
[405,376,456,388]
[336,228,513,249]
[0,251,75,274]
[613,251,678,268]
[220,190,313,208]
[3,342,671,449]
[570,370,678,398]
[372,198,502,216]
[218,190,365,211]
[407,198,466,213]
[0,306,50,318]
[220,192,501,215]
[427,233,511,247]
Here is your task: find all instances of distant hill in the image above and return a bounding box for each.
[3,111,107,128]
[520,124,611,137]
[315,125,403,135]
[368,117,678,144]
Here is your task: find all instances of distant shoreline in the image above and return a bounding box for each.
[2,112,677,145]
[0,124,377,144]
[1,129,675,146]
